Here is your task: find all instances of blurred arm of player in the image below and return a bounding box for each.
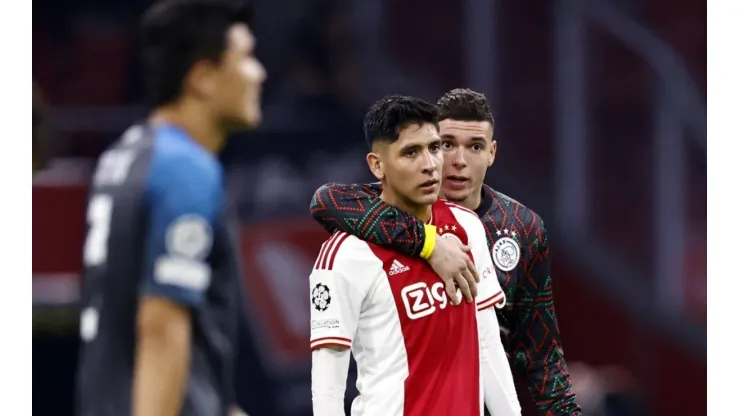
[135,298,192,416]
[133,154,221,416]
[309,234,370,416]
[309,183,478,304]
[507,218,581,414]
[459,209,521,415]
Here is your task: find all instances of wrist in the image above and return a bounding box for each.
[420,225,437,259]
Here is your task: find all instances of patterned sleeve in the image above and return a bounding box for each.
[308,183,427,257]
[506,217,582,415]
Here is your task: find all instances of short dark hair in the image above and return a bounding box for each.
[140,0,253,107]
[363,95,439,148]
[436,88,495,128]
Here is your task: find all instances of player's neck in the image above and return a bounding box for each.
[150,102,226,153]
[379,191,433,223]
[445,187,483,211]
[462,187,483,211]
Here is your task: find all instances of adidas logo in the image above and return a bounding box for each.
[389,259,410,275]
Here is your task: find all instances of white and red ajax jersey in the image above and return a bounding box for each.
[309,200,505,416]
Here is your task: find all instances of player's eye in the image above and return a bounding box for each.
[471,144,483,151]
[442,141,453,150]
[405,150,418,158]
[429,143,441,152]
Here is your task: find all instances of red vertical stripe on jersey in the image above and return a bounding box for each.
[314,237,328,269]
[315,232,350,271]
[315,232,340,269]
[366,200,481,416]
[320,232,343,269]
[327,232,350,270]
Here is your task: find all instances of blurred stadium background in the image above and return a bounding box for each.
[32,0,706,415]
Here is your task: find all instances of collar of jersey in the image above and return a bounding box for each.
[475,185,496,217]
[152,123,196,144]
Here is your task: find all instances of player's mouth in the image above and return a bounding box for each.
[445,175,469,191]
[418,179,440,193]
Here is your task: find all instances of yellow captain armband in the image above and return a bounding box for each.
[420,225,437,259]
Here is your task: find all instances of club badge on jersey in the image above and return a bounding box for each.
[165,214,214,260]
[492,228,521,272]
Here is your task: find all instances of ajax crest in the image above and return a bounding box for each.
[492,229,520,272]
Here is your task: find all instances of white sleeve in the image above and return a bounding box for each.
[478,307,521,415]
[312,347,351,416]
[309,266,356,416]
[309,237,368,349]
[309,266,364,350]
[310,234,373,415]
[456,208,505,311]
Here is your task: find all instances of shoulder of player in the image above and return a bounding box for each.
[440,200,490,251]
[441,200,485,230]
[150,132,222,188]
[486,187,531,216]
[313,232,381,274]
[439,199,478,217]
[485,186,546,232]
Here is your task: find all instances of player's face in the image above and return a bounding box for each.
[212,24,266,129]
[440,119,496,206]
[368,123,443,210]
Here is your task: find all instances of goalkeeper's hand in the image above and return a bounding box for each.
[427,233,479,304]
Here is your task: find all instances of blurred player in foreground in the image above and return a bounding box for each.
[310,89,581,415]
[75,0,265,415]
[309,95,520,416]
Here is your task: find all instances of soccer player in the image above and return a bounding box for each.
[310,89,581,415]
[310,95,520,416]
[75,1,265,415]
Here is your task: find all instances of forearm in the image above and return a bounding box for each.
[516,343,579,414]
[309,183,428,257]
[514,221,580,415]
[312,347,351,416]
[133,327,191,416]
[509,303,580,414]
[516,335,579,413]
[479,308,521,416]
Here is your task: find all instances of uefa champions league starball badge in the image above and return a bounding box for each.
[312,283,332,311]
[492,228,520,272]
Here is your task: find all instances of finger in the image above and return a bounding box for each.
[458,243,472,253]
[461,268,478,299]
[456,275,473,303]
[445,280,460,305]
[465,257,480,283]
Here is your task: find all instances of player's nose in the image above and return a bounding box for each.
[256,60,267,83]
[420,150,437,174]
[451,148,467,168]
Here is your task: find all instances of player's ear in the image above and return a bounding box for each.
[366,152,384,181]
[488,140,497,167]
[185,60,218,100]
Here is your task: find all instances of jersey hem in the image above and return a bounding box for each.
[477,290,505,311]
[310,336,352,350]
